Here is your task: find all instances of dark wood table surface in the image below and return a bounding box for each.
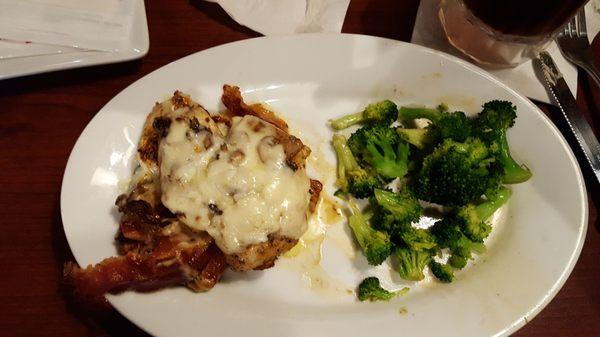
[1,1,598,336]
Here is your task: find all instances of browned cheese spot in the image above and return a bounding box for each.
[208,203,223,215]
[189,117,202,133]
[152,117,172,138]
[252,120,266,132]
[203,135,213,149]
[171,91,190,109]
[228,150,245,165]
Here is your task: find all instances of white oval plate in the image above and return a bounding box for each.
[61,34,587,337]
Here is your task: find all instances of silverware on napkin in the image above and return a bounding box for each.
[556,7,600,87]
[536,51,600,185]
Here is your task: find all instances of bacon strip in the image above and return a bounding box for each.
[64,254,183,298]
[65,199,228,302]
[64,234,227,301]
[221,84,312,170]
[221,84,289,131]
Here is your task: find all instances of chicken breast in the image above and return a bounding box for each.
[160,87,318,270]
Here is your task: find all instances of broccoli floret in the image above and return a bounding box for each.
[399,225,437,251]
[370,188,423,234]
[453,186,512,242]
[430,217,486,269]
[370,188,433,251]
[429,111,473,142]
[430,218,486,253]
[333,134,380,198]
[430,261,454,283]
[397,106,444,123]
[357,277,409,301]
[395,247,432,281]
[347,198,392,265]
[397,106,473,144]
[414,138,503,206]
[396,128,435,150]
[448,254,468,269]
[449,244,488,270]
[331,100,398,130]
[473,100,532,184]
[347,125,410,179]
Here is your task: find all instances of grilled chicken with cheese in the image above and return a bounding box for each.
[65,86,321,300]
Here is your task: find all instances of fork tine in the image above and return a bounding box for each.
[561,17,568,35]
[575,7,587,37]
[567,17,576,38]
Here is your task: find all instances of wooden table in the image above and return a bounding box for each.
[1,1,598,336]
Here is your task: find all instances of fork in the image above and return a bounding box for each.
[556,7,600,87]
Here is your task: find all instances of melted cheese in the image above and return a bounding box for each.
[160,115,311,254]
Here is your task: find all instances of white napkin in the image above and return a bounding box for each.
[206,0,351,35]
[411,0,600,104]
[0,0,135,58]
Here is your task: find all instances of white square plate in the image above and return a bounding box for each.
[0,0,148,80]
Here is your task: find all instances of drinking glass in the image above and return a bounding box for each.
[439,0,589,68]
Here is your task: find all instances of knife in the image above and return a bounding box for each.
[536,51,600,186]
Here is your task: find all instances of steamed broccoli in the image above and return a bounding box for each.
[370,188,423,234]
[331,100,398,130]
[448,253,468,269]
[347,198,392,265]
[357,277,409,301]
[397,105,447,123]
[333,134,380,198]
[396,128,433,150]
[347,124,410,179]
[331,98,527,289]
[431,187,511,269]
[453,186,512,242]
[396,105,473,147]
[430,217,486,269]
[395,247,432,281]
[473,100,532,184]
[398,225,437,251]
[430,261,455,283]
[414,138,503,206]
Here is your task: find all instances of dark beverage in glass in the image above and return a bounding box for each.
[439,0,589,68]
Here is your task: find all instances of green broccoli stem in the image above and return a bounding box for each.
[347,198,362,216]
[396,128,431,149]
[475,186,512,221]
[331,112,364,130]
[398,107,442,123]
[332,134,360,171]
[374,188,399,211]
[332,135,349,192]
[498,132,532,183]
[347,199,369,247]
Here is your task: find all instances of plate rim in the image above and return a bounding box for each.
[60,33,588,337]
